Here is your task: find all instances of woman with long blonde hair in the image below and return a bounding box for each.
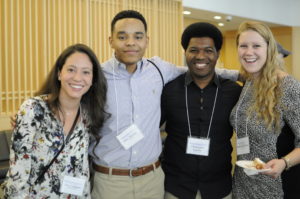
[230,21,300,198]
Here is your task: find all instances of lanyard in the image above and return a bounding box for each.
[112,59,164,135]
[34,108,80,185]
[112,60,120,135]
[112,60,135,135]
[235,81,251,137]
[64,108,80,143]
[185,83,218,138]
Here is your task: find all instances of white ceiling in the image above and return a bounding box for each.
[183,7,287,32]
[183,0,300,27]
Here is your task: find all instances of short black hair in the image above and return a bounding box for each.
[181,22,223,51]
[111,10,147,33]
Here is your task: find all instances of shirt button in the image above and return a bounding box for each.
[133,151,137,155]
[200,106,203,110]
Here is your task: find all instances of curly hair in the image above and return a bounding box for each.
[236,21,284,131]
[181,22,223,51]
[36,43,108,154]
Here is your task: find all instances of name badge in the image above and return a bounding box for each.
[237,136,250,155]
[60,176,86,196]
[117,124,144,150]
[186,137,210,156]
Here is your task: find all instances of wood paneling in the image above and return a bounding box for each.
[0,0,183,128]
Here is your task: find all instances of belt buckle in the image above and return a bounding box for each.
[129,168,134,177]
[129,167,141,177]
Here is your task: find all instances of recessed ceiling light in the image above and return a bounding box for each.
[218,23,224,27]
[214,16,222,20]
[183,11,191,15]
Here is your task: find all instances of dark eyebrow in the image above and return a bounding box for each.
[116,31,144,35]
[66,65,92,70]
[116,31,126,35]
[66,64,76,68]
[189,46,214,49]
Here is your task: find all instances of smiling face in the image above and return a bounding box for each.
[185,37,219,82]
[238,30,268,77]
[58,52,93,101]
[109,18,148,70]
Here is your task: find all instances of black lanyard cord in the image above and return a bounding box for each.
[34,108,80,185]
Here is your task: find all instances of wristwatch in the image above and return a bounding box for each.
[282,156,292,170]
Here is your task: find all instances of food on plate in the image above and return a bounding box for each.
[236,158,270,174]
[253,158,265,170]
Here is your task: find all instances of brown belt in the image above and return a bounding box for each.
[93,160,160,177]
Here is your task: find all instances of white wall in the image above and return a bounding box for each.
[183,0,300,26]
[292,27,300,80]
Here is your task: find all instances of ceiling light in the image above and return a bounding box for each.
[218,23,224,27]
[183,11,191,15]
[226,16,232,22]
[214,16,222,20]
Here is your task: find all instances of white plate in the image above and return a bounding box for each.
[236,160,271,172]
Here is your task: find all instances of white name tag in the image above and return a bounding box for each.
[117,124,144,150]
[60,176,86,196]
[186,137,210,156]
[237,136,250,155]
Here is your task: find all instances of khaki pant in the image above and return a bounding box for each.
[92,166,164,199]
[164,191,232,199]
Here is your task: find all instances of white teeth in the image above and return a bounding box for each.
[194,63,207,70]
[70,84,83,89]
[196,63,206,67]
[245,58,256,63]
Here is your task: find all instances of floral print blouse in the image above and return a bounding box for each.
[3,95,91,199]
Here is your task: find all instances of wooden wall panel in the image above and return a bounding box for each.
[0,0,183,130]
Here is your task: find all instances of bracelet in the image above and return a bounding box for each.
[282,156,291,170]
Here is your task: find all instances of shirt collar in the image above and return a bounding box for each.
[112,53,145,72]
[184,70,221,88]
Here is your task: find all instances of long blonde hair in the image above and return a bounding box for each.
[236,21,283,131]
